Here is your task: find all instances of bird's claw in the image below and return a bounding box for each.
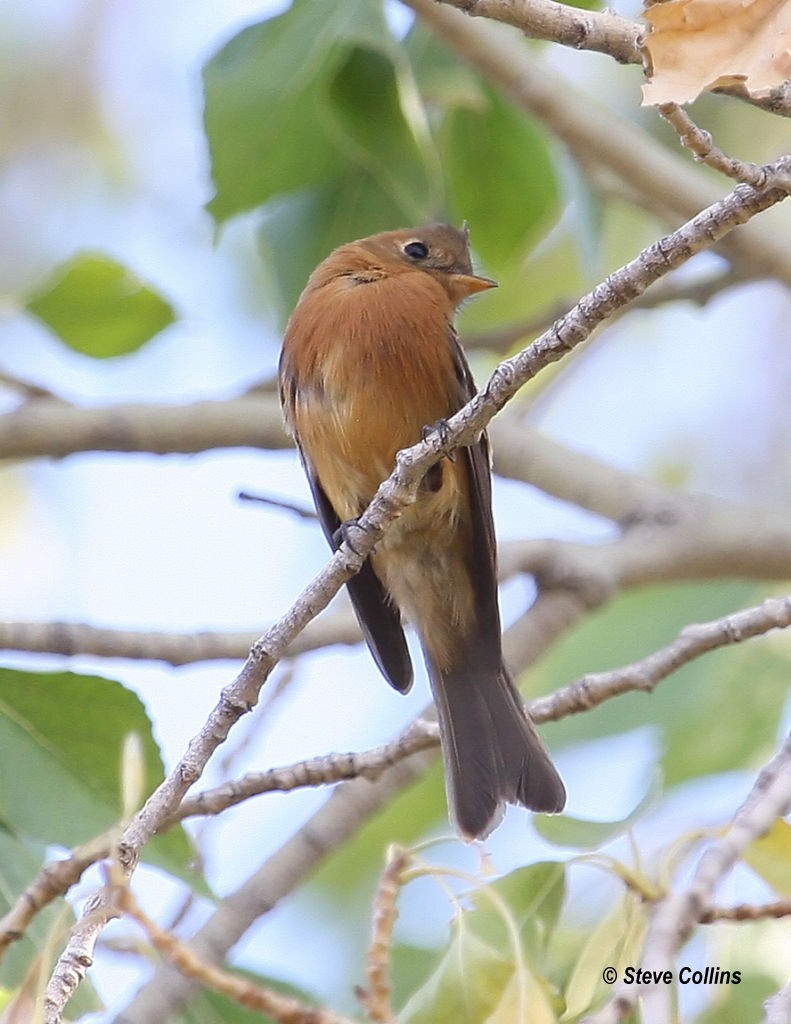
[332,518,369,556]
[421,418,457,461]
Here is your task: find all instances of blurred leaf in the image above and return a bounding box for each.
[534,771,662,850]
[258,34,439,316]
[204,0,422,224]
[391,941,447,1011]
[743,818,791,896]
[563,893,647,1020]
[442,86,560,270]
[399,864,564,1023]
[694,971,778,1023]
[560,0,603,10]
[399,927,513,1024]
[203,3,340,223]
[458,226,583,340]
[404,18,485,112]
[488,965,561,1023]
[0,830,101,1015]
[468,862,566,960]
[327,46,430,217]
[0,668,193,879]
[25,254,173,357]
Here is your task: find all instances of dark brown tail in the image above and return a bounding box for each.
[429,660,566,839]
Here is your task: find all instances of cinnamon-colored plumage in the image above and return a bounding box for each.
[279,223,565,838]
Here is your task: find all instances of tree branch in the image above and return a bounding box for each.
[530,595,791,722]
[701,899,791,923]
[0,395,287,460]
[443,0,643,64]
[0,610,361,666]
[657,103,772,187]
[435,0,791,117]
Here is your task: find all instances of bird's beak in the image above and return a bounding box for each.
[449,273,498,301]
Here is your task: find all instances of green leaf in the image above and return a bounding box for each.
[203,0,410,224]
[442,86,560,270]
[559,0,603,11]
[399,926,513,1024]
[468,862,566,960]
[326,46,430,217]
[257,34,440,317]
[404,18,486,112]
[203,5,339,223]
[488,966,561,1023]
[694,972,778,1023]
[0,829,101,1016]
[534,771,662,851]
[399,865,565,1023]
[743,818,791,897]
[26,253,174,357]
[0,668,193,878]
[563,893,647,1020]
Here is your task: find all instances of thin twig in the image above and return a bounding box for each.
[115,885,356,1024]
[531,595,791,723]
[0,368,61,400]
[701,900,791,923]
[0,610,361,666]
[657,103,771,187]
[170,721,439,825]
[355,846,410,1024]
[237,490,317,519]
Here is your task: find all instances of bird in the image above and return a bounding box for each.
[278,222,565,839]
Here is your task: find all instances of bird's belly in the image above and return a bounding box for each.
[373,496,476,670]
[296,377,448,520]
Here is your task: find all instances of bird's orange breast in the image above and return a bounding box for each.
[281,268,462,519]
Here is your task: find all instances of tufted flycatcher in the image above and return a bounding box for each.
[279,223,565,839]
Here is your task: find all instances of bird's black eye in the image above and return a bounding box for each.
[403,240,429,260]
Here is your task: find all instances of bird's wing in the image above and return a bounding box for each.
[448,328,503,670]
[301,453,414,694]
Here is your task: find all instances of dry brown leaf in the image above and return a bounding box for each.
[642,0,791,106]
